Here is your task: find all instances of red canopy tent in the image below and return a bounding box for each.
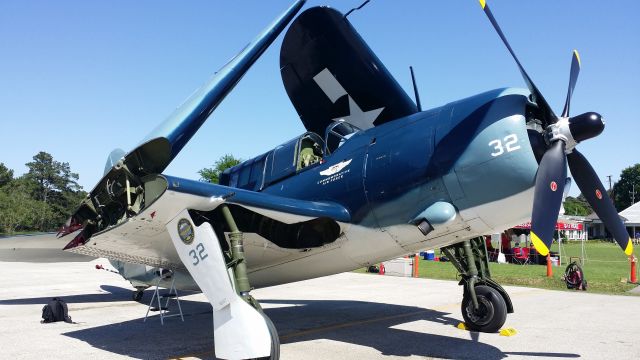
[514,222,583,231]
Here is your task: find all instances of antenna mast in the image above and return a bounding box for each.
[410,66,422,111]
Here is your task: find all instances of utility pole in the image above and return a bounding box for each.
[606,175,615,204]
[631,183,636,205]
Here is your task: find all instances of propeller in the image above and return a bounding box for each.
[477,0,556,125]
[568,150,633,255]
[478,0,633,256]
[562,50,581,118]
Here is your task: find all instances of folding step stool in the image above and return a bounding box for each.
[144,273,184,325]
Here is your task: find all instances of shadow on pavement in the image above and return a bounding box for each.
[263,299,579,360]
[65,297,216,359]
[58,296,580,359]
[0,285,193,305]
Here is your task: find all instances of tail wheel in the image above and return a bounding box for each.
[461,285,507,333]
[132,288,145,302]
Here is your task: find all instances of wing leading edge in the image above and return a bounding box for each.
[60,1,306,242]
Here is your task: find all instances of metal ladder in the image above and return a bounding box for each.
[144,273,184,325]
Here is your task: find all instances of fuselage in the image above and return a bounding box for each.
[66,2,541,294]
[123,87,541,290]
[259,87,538,228]
[259,88,537,285]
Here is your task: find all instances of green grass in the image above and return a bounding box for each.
[361,241,640,296]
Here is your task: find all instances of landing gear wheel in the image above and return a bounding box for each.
[132,289,144,302]
[256,313,280,360]
[461,285,507,333]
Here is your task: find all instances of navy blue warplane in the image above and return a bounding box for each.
[58,1,633,358]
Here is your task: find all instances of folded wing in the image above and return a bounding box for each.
[280,6,418,135]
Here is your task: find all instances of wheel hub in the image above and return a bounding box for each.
[465,296,494,326]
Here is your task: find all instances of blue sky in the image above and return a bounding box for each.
[1,0,638,196]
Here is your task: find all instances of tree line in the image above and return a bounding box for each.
[0,152,86,234]
[1,150,637,234]
[0,151,239,235]
[563,163,640,216]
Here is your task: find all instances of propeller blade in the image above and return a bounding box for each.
[568,150,633,255]
[478,0,556,125]
[561,50,582,117]
[530,141,567,256]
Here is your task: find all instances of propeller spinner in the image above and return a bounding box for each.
[478,0,633,256]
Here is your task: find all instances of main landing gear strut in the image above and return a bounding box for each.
[221,205,280,360]
[441,237,513,333]
[167,204,279,360]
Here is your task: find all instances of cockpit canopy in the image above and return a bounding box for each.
[324,121,360,154]
[220,120,361,191]
[220,132,325,191]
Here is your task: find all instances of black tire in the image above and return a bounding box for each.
[132,290,144,302]
[461,285,507,333]
[256,313,279,360]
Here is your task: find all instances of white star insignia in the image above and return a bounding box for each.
[332,96,384,130]
[313,68,384,130]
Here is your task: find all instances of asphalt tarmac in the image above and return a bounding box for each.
[0,239,639,359]
[0,233,94,262]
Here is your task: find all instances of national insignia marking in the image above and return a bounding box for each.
[320,159,352,176]
[595,189,602,200]
[177,218,195,245]
[550,181,557,192]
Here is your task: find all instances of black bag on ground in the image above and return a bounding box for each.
[41,297,72,323]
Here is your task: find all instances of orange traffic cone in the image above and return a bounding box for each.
[546,254,553,278]
[630,256,638,284]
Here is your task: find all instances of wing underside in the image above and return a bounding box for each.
[64,175,351,270]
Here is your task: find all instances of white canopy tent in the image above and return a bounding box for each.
[620,201,640,240]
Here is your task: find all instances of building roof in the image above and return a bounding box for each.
[619,201,640,225]
[585,211,627,223]
[560,214,591,223]
[585,211,599,220]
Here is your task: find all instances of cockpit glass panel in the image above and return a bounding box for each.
[325,121,361,154]
[297,133,325,171]
[229,171,239,187]
[238,162,252,187]
[271,138,298,179]
[247,156,266,190]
